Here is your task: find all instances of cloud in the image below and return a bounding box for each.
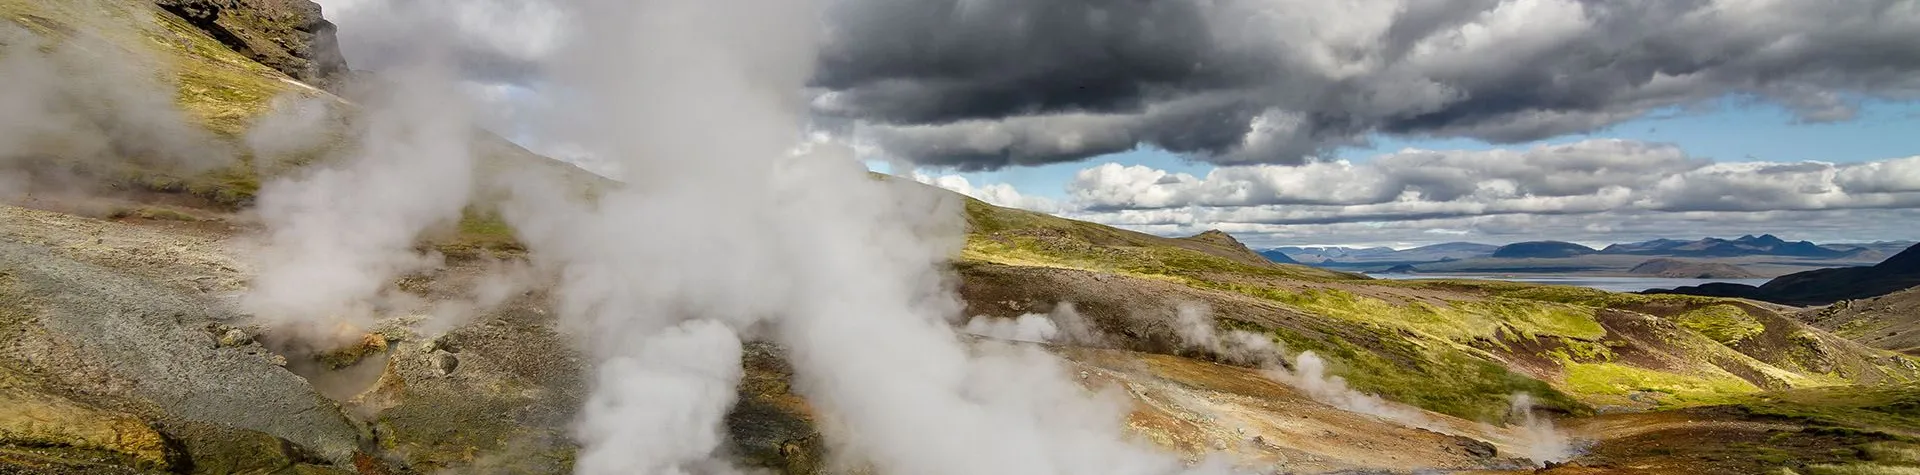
[913,172,1064,213]
[819,0,1920,168]
[1064,140,1920,220]
[896,139,1913,247]
[319,0,1920,169]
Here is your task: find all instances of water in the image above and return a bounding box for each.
[1366,273,1773,293]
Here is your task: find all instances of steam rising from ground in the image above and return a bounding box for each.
[242,56,478,346]
[1510,393,1574,466]
[1169,302,1435,428]
[493,0,1259,473]
[963,302,1106,346]
[0,13,232,200]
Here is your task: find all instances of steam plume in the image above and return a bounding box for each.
[498,0,1261,473]
[0,12,233,200]
[963,302,1107,346]
[1509,393,1574,466]
[1169,302,1434,427]
[241,56,478,346]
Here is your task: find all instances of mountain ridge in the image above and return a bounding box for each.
[1647,243,1920,306]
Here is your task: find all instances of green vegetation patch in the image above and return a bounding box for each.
[1736,384,1920,435]
[1675,304,1768,345]
[1562,361,1760,406]
[1802,464,1920,475]
[1266,325,1585,421]
[1210,283,1603,343]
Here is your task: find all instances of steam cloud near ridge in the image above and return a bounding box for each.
[0,11,234,201]
[0,0,1606,471]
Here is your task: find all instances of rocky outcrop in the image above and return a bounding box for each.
[0,238,363,467]
[1178,229,1276,266]
[153,0,349,88]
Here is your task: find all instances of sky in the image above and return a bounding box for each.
[313,0,1920,249]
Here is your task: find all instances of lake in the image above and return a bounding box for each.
[1365,273,1773,293]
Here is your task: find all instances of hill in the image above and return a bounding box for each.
[1628,258,1761,279]
[1649,243,1920,306]
[1491,241,1597,259]
[5,1,1920,474]
[1255,249,1302,264]
[1603,234,1848,258]
[1800,287,1920,355]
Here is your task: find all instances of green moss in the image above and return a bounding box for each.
[1209,284,1603,342]
[959,198,1356,282]
[1735,384,1920,434]
[1546,339,1616,363]
[1562,361,1760,406]
[1866,442,1920,464]
[1675,304,1768,345]
[436,209,526,259]
[1268,326,1585,421]
[1805,464,1920,475]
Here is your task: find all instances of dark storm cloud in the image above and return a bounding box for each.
[817,0,1920,168]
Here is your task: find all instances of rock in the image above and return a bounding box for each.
[151,0,350,88]
[317,332,389,369]
[0,368,179,470]
[0,240,362,464]
[431,351,458,376]
[218,328,252,347]
[1453,436,1498,459]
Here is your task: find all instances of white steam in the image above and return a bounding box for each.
[963,302,1107,346]
[1171,302,1283,367]
[0,12,233,199]
[1265,352,1433,428]
[490,0,1261,473]
[1509,393,1574,466]
[241,57,477,345]
[1170,302,1434,427]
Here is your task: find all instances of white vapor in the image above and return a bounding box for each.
[241,56,477,346]
[486,0,1267,473]
[1509,393,1574,466]
[1171,302,1283,367]
[1265,352,1433,429]
[1170,302,1435,428]
[963,302,1108,346]
[0,11,234,200]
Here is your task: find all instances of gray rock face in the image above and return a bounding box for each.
[0,239,362,464]
[152,0,350,88]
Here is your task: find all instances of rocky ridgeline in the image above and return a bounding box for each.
[153,0,349,88]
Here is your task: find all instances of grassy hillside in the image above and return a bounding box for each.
[958,197,1920,420]
[0,0,603,257]
[8,1,1920,473]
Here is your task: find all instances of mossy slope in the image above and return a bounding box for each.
[958,198,1920,420]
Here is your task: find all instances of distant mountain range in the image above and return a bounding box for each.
[1600,234,1847,258]
[1647,243,1920,306]
[1266,242,1497,264]
[1263,236,1914,266]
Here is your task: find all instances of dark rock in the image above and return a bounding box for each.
[152,0,350,88]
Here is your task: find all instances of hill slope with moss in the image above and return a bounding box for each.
[6,1,1920,474]
[956,197,1920,420]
